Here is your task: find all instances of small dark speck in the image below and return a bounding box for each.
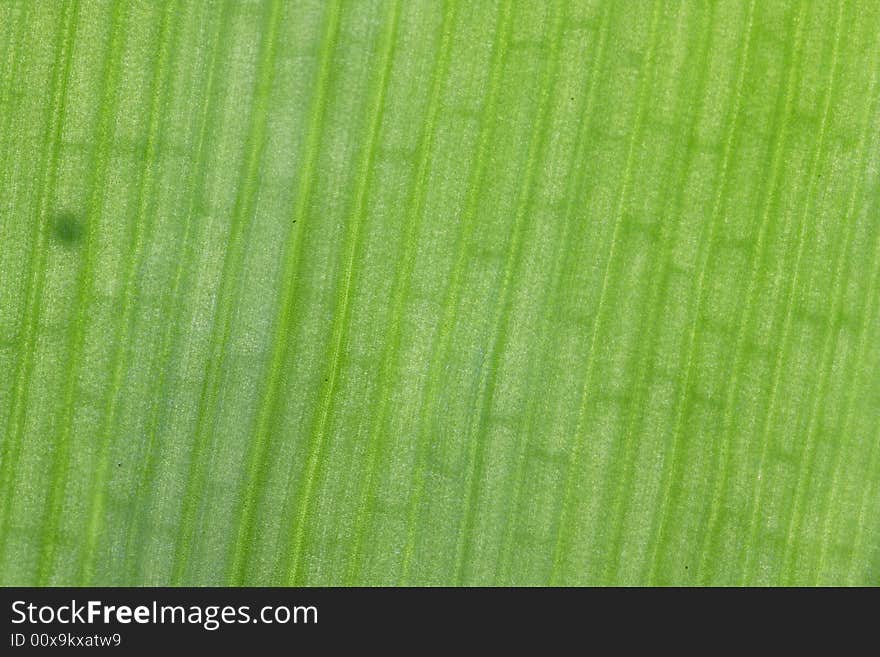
[685,565,689,570]
[117,463,121,467]
[51,212,85,246]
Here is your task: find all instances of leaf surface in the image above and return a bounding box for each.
[0,0,878,585]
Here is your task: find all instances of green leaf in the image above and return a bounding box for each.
[1,0,878,586]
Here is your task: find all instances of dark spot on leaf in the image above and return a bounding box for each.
[51,212,85,246]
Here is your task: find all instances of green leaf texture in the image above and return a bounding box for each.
[1,0,878,586]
